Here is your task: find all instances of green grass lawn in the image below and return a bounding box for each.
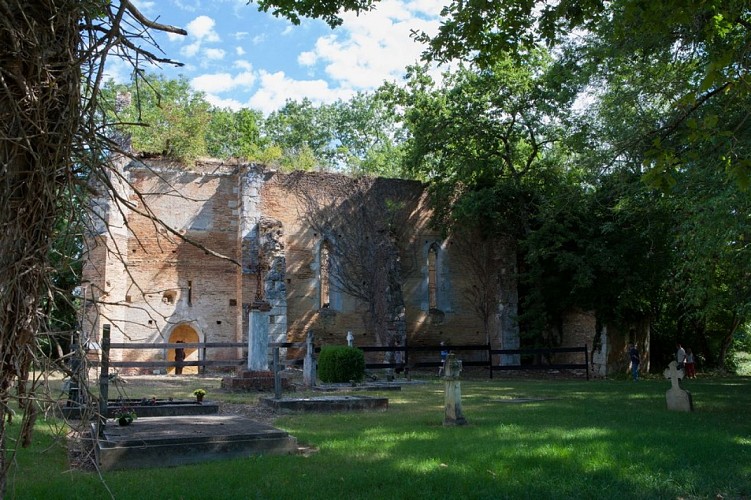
[8,376,751,499]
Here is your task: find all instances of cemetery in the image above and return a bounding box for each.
[3,3,751,499]
[8,368,750,498]
[11,313,742,497]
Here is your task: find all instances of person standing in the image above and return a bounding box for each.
[438,341,449,376]
[174,340,186,375]
[629,344,640,381]
[685,348,696,379]
[676,343,687,370]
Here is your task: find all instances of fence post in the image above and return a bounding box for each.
[585,344,590,381]
[403,337,409,380]
[273,346,281,399]
[98,324,111,438]
[303,330,316,387]
[487,343,493,379]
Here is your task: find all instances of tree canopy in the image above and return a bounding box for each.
[255,0,751,186]
[280,0,748,365]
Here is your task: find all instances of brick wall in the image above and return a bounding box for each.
[87,159,634,373]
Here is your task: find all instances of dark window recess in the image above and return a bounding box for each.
[229,299,237,306]
[162,291,176,304]
[187,280,193,306]
[216,320,222,325]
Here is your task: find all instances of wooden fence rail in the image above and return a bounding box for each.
[329,342,590,380]
[95,333,589,380]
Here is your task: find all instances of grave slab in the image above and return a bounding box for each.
[95,415,298,470]
[260,395,388,412]
[62,399,219,419]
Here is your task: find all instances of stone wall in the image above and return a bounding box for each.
[84,160,243,373]
[252,170,488,364]
[88,158,640,374]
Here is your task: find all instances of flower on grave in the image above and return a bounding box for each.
[114,408,137,423]
[192,388,206,397]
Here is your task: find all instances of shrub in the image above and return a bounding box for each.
[318,346,365,383]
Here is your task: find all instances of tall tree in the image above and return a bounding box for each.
[263,98,335,171]
[105,74,211,162]
[0,0,185,492]
[261,94,406,175]
[254,0,750,184]
[387,58,569,358]
[327,91,406,177]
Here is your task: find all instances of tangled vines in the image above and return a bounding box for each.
[0,0,184,493]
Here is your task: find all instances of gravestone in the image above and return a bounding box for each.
[663,361,693,412]
[248,308,270,371]
[303,330,316,387]
[442,353,467,426]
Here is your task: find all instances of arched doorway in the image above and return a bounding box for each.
[167,324,200,375]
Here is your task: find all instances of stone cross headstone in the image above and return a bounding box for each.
[442,353,467,426]
[663,361,693,412]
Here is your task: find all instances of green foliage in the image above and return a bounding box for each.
[261,94,406,175]
[206,108,266,160]
[104,74,211,163]
[257,0,750,187]
[256,0,375,28]
[317,346,365,383]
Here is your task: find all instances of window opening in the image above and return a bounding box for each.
[428,244,438,310]
[320,240,331,308]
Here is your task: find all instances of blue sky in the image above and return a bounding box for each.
[111,0,444,114]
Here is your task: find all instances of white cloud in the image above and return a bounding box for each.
[176,15,223,60]
[139,0,447,114]
[174,0,200,12]
[297,0,442,90]
[182,41,201,57]
[102,57,133,84]
[298,51,317,66]
[249,71,353,115]
[204,94,245,111]
[130,0,156,14]
[204,48,226,60]
[187,15,220,42]
[234,60,253,71]
[191,71,256,94]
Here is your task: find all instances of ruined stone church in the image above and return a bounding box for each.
[82,157,634,376]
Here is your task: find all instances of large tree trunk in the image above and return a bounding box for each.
[0,1,80,493]
[716,315,741,371]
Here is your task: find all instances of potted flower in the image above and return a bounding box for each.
[114,408,137,426]
[193,388,206,404]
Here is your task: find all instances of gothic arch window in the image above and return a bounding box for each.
[320,240,332,309]
[428,243,439,310]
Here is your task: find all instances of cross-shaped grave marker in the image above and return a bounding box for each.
[663,360,684,390]
[663,360,693,412]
